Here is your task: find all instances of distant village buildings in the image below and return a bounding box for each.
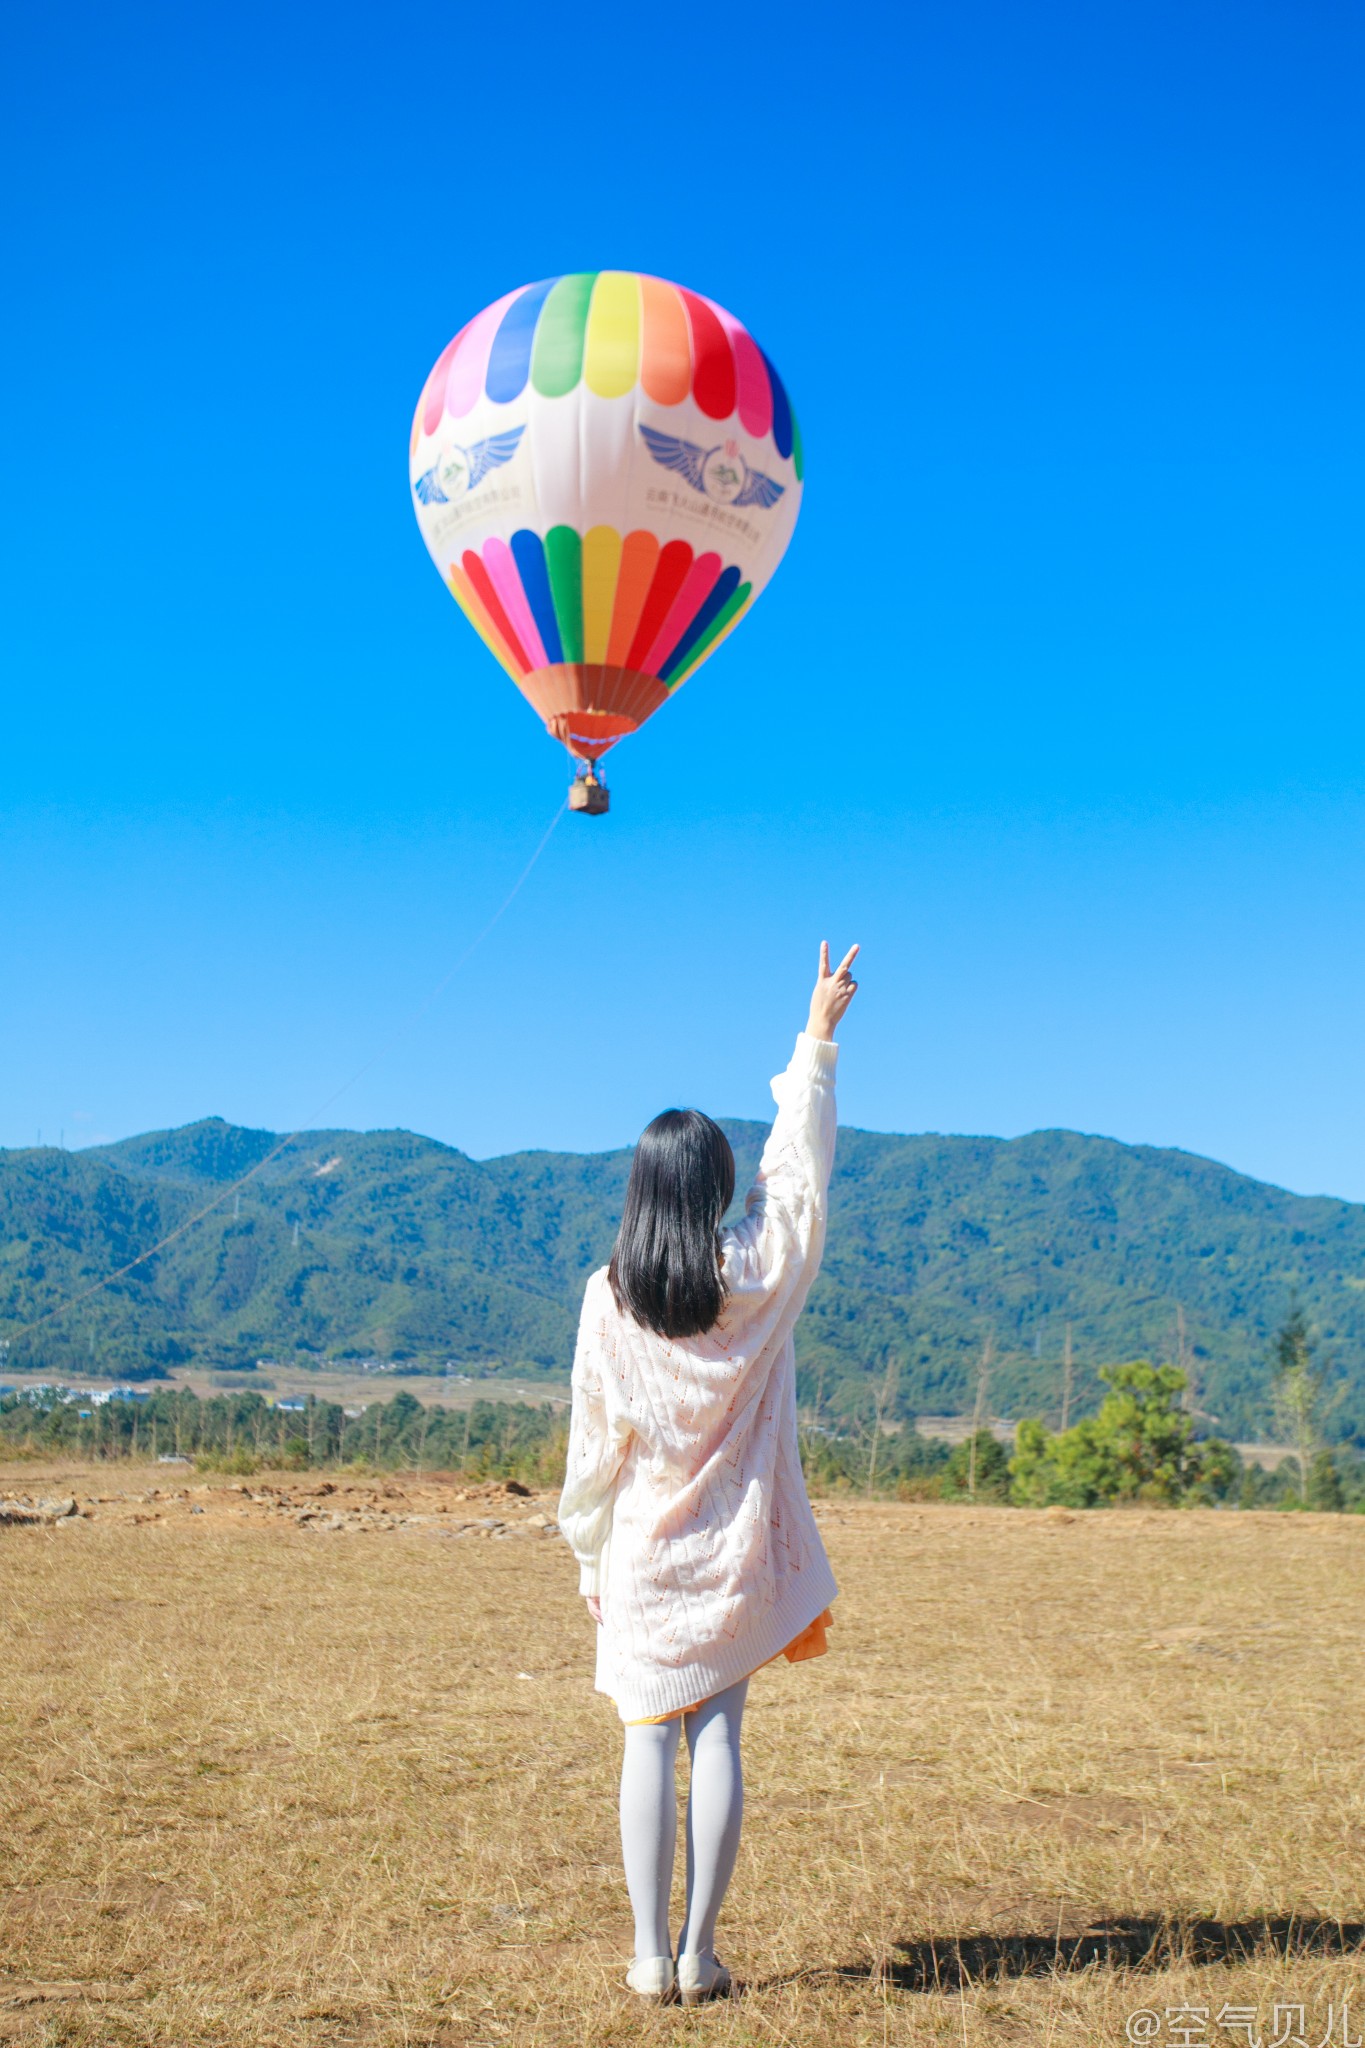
[2,1382,156,1408]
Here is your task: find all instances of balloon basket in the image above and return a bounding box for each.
[569,768,610,816]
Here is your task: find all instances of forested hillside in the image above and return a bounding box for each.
[2,1116,1364,1440]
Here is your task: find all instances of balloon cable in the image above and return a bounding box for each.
[9,797,568,1345]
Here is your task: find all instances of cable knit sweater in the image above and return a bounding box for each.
[558,1031,840,1722]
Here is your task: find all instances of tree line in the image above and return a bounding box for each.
[2,1326,1360,1510]
[0,1385,568,1486]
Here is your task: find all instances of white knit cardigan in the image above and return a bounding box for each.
[558,1032,840,1722]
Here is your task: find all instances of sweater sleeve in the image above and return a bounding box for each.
[557,1274,630,1597]
[725,1030,839,1315]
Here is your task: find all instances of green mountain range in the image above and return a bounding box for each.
[2,1117,1363,1442]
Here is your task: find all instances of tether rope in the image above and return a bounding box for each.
[7,797,567,1346]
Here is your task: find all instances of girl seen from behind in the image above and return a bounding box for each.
[558,941,860,2004]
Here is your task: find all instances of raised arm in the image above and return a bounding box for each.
[725,943,860,1314]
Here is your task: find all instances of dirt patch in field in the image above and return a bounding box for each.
[992,1792,1149,1836]
[0,1471,563,1541]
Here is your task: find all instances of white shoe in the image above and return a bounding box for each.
[625,1955,676,2002]
[677,1953,734,2004]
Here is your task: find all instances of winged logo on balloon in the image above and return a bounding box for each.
[413,426,525,505]
[638,423,786,509]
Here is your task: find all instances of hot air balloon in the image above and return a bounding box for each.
[409,273,803,813]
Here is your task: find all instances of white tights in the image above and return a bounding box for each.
[618,1676,748,1961]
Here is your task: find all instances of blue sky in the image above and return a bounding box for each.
[3,0,1363,1196]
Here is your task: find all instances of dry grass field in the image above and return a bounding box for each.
[2,1461,1363,2047]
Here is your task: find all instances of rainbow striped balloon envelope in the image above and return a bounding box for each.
[409,272,803,777]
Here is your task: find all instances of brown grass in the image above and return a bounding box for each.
[2,1461,1363,2045]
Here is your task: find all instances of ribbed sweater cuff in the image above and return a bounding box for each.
[794,1030,839,1081]
[577,1557,602,1597]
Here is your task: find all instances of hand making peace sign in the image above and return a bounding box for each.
[806,941,861,1043]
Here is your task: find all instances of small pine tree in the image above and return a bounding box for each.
[943,1430,1010,1501]
[1305,1448,1345,1513]
[1271,1307,1323,1506]
[1009,1417,1056,1506]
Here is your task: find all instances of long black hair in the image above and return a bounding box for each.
[608,1109,736,1339]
